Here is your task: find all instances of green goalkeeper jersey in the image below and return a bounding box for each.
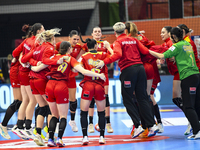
[163,40,199,80]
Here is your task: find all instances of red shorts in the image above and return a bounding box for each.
[10,65,20,88]
[173,72,180,80]
[45,80,69,104]
[19,71,30,86]
[81,81,105,101]
[143,63,154,80]
[30,78,47,95]
[67,77,77,88]
[104,74,109,86]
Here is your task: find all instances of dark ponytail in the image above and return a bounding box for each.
[170,27,183,43]
[78,27,96,49]
[22,24,32,39]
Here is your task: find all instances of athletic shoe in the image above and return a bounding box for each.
[95,123,100,132]
[20,128,35,140]
[157,123,164,133]
[0,124,11,139]
[12,128,29,140]
[88,124,95,133]
[43,125,48,133]
[44,132,49,141]
[82,136,89,145]
[69,120,78,132]
[33,128,45,139]
[184,123,192,135]
[130,125,135,137]
[139,128,149,138]
[187,134,195,140]
[11,125,17,132]
[148,124,159,137]
[56,137,65,147]
[132,125,144,138]
[194,130,200,139]
[106,123,114,133]
[34,133,45,146]
[47,138,56,147]
[99,136,106,144]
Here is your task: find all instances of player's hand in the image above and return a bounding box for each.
[95,60,105,69]
[57,57,64,64]
[99,73,106,81]
[160,58,165,64]
[37,61,42,66]
[12,58,17,63]
[103,41,110,49]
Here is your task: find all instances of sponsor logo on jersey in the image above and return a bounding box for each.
[122,41,136,45]
[24,43,31,51]
[33,50,41,55]
[169,46,175,51]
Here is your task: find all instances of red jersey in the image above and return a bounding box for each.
[71,43,83,59]
[80,50,109,87]
[46,54,79,80]
[104,33,149,71]
[184,36,200,71]
[82,40,111,74]
[12,36,39,72]
[161,37,178,75]
[137,34,155,49]
[29,42,54,80]
[42,42,57,65]
[82,40,111,53]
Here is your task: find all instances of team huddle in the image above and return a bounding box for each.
[0,21,200,148]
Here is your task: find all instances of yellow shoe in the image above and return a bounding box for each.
[106,123,114,133]
[139,128,149,138]
[33,128,45,139]
[43,126,48,133]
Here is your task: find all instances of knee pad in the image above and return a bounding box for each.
[38,105,49,117]
[89,98,95,108]
[45,105,51,116]
[10,100,22,112]
[105,95,110,107]
[70,100,77,112]
[172,97,183,109]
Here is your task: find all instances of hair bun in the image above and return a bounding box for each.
[22,24,30,32]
